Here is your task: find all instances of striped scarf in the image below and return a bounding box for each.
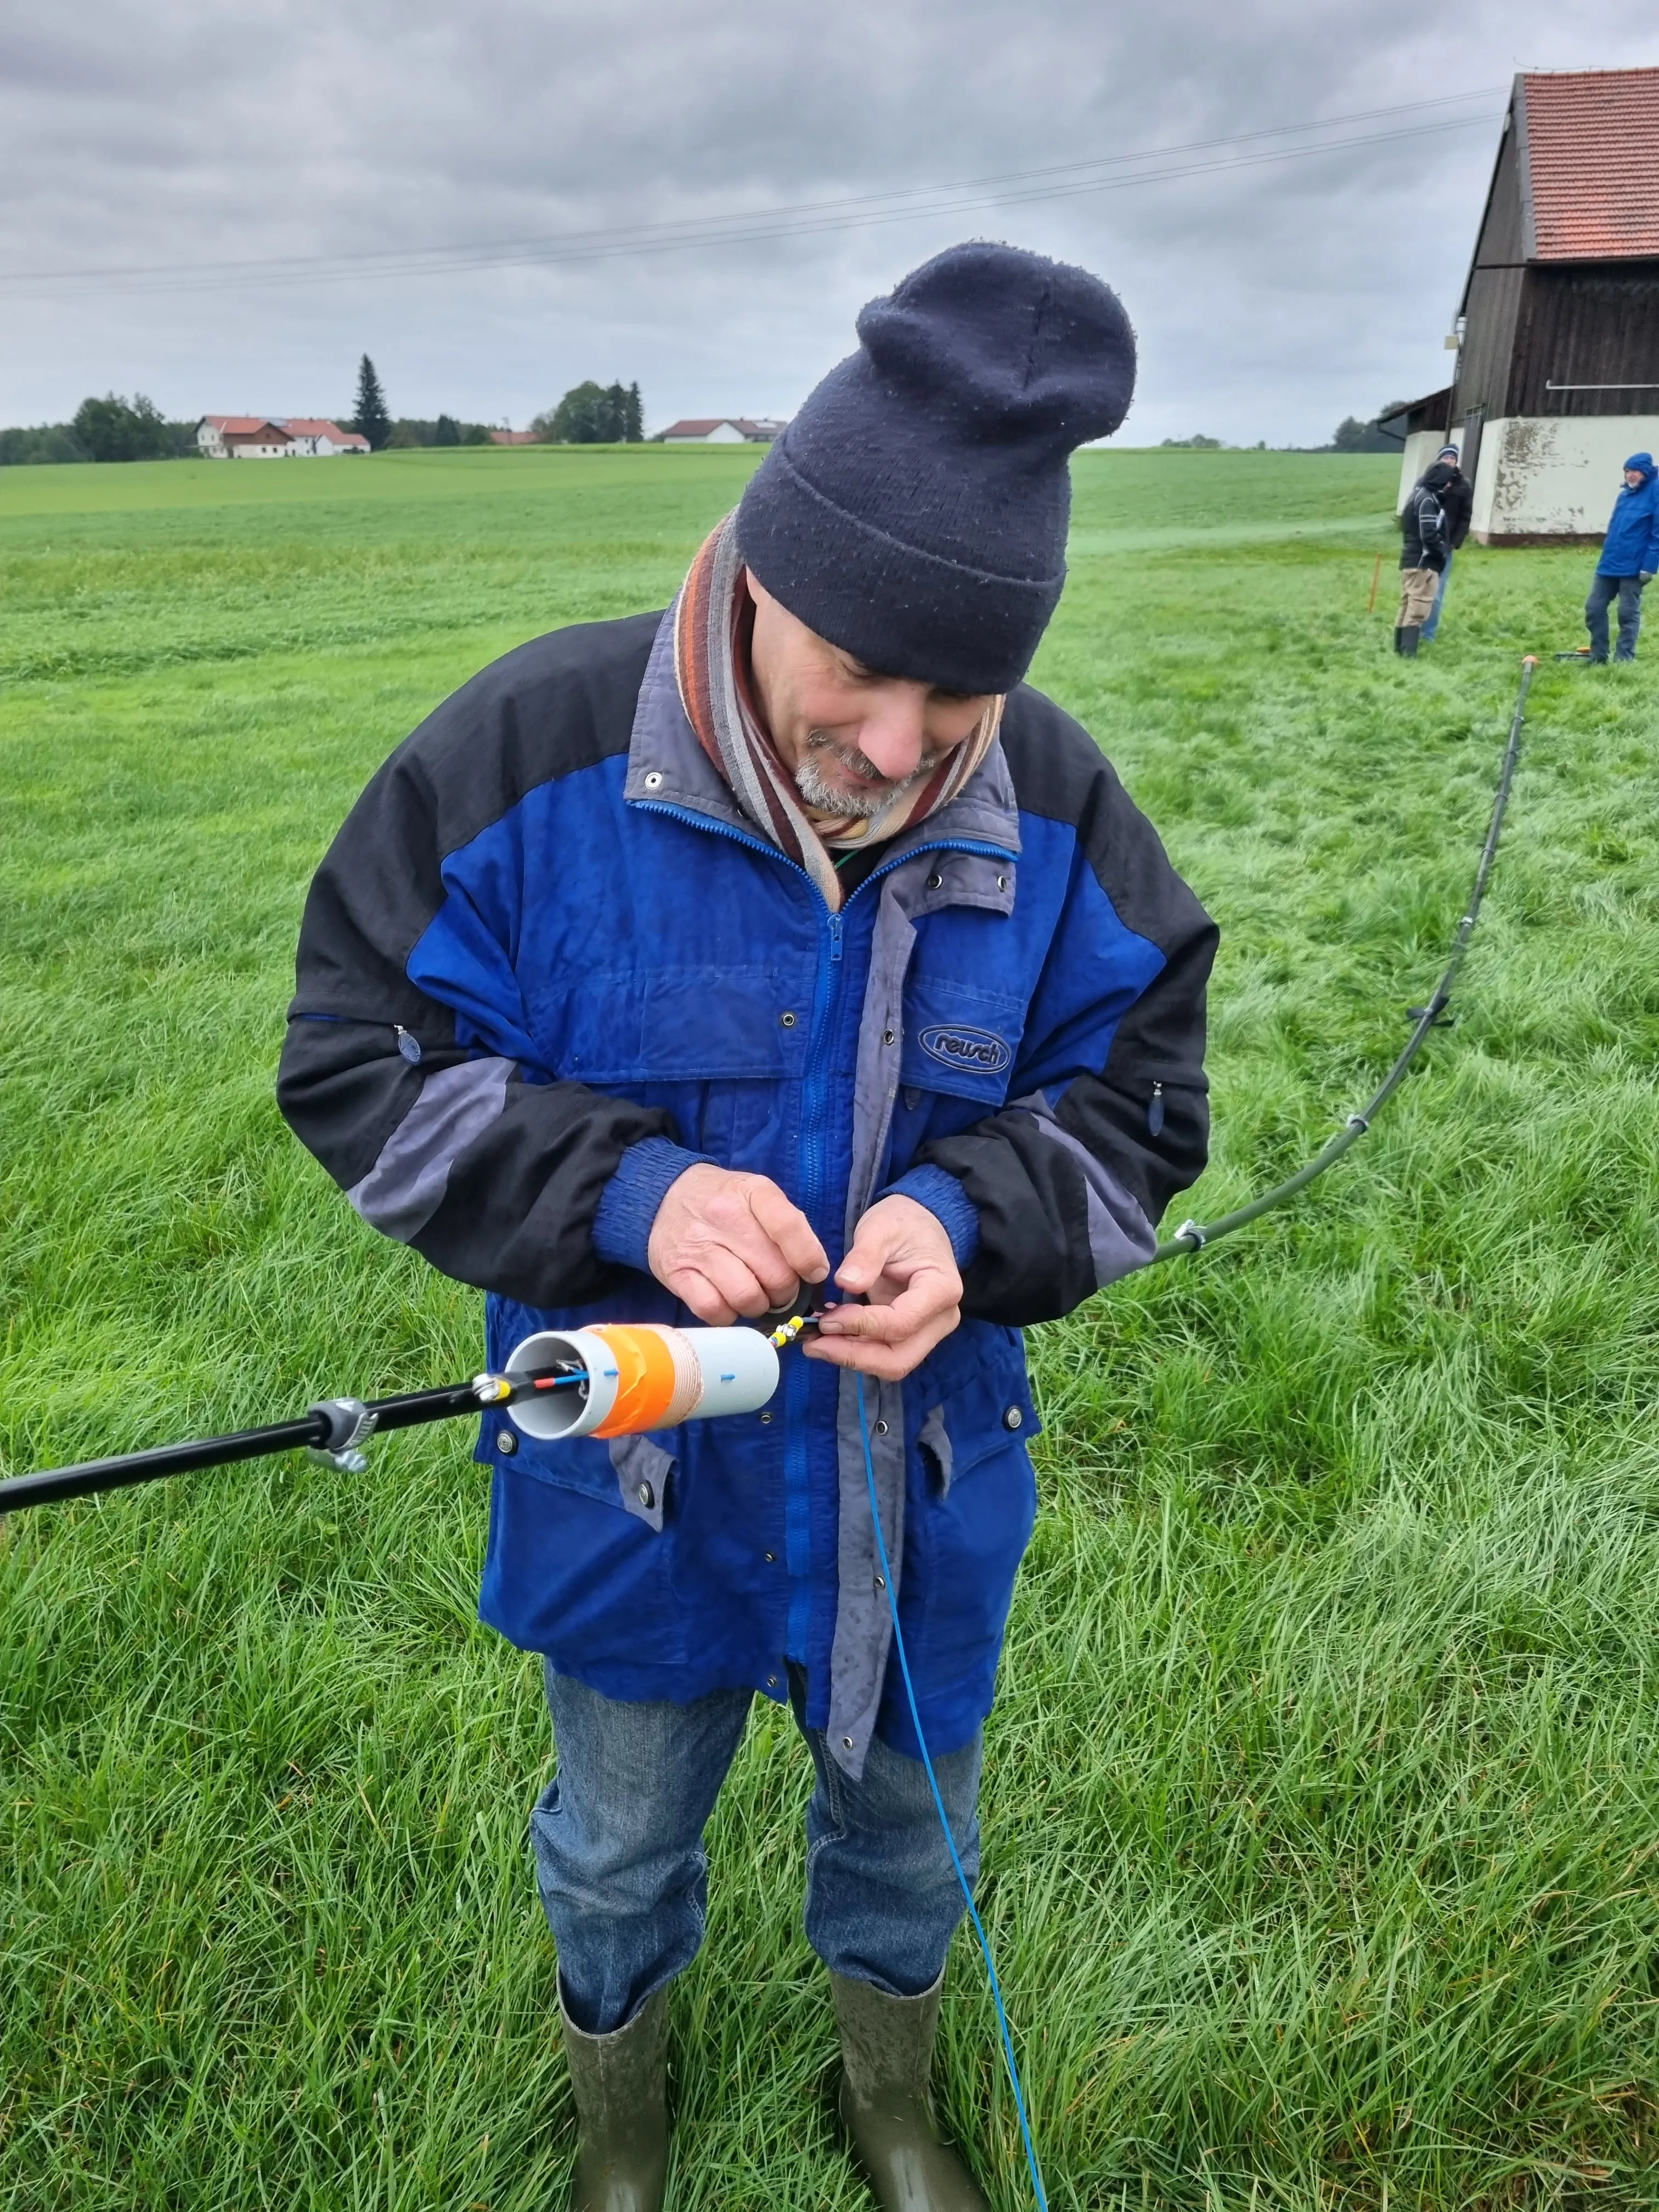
[672,513,1001,911]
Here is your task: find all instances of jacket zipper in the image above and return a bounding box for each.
[632,799,1016,1668]
[782,904,844,1657]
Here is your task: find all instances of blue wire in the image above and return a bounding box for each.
[855,1373,1049,2211]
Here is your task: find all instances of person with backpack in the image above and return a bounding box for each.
[1395,464,1450,656]
[1418,444,1472,644]
[1584,453,1659,664]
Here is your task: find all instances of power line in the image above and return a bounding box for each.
[2,88,1505,301]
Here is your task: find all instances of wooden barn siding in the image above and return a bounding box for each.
[1509,263,1659,414]
[1456,264,1526,421]
[1453,113,1527,425]
[1475,117,1527,270]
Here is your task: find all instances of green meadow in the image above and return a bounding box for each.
[2,445,1656,2210]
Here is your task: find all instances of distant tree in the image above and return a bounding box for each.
[460,420,492,444]
[434,413,460,446]
[1329,414,1399,454]
[535,380,640,443]
[0,422,89,465]
[70,393,174,462]
[352,355,392,450]
[1159,433,1224,450]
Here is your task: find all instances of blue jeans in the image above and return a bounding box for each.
[1420,551,1453,641]
[532,1663,983,2034]
[1585,572,1646,662]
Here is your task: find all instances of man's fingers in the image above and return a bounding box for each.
[669,1269,738,1327]
[746,1182,829,1285]
[692,1189,800,1307]
[694,1247,774,1319]
[804,1305,960,1381]
[816,1278,955,1345]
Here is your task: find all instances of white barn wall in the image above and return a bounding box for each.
[1396,430,1449,512]
[1465,414,1659,542]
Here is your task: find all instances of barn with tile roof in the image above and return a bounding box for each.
[1389,67,1658,542]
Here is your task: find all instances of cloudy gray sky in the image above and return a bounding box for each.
[0,2,1649,445]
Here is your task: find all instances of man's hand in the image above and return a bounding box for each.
[805,1194,962,1381]
[648,1164,828,1325]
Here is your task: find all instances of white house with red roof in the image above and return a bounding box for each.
[657,417,787,444]
[1386,67,1659,540]
[196,415,369,458]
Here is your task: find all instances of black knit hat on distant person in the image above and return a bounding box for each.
[735,242,1136,695]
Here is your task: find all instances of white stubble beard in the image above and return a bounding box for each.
[792,730,941,820]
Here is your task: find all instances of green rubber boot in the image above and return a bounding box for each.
[831,1971,991,2211]
[560,1984,670,2212]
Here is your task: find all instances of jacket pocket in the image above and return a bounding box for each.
[531,965,798,1084]
[902,1349,1040,1691]
[898,976,1028,1109]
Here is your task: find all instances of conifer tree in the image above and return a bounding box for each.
[352,355,391,450]
[623,382,644,443]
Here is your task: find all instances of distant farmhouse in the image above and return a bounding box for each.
[656,417,788,444]
[488,428,539,445]
[1385,67,1658,541]
[196,416,369,459]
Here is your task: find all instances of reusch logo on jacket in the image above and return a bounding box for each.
[918,1025,1013,1076]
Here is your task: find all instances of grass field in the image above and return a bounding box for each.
[2,444,1656,2211]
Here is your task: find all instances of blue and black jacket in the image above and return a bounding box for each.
[1599,453,1659,579]
[278,609,1216,1772]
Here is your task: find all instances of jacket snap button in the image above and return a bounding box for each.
[642,770,663,789]
[997,874,1007,890]
[926,872,943,890]
[873,1419,888,1436]
[767,1674,780,1689]
[759,1411,772,1424]
[1002,1406,1023,1431]
[842,1736,855,1751]
[883,1028,895,1046]
[874,1573,887,1592]
[496,1428,518,1455]
[780,1010,798,1028]
[637,1480,655,1509]
[764,1550,777,1563]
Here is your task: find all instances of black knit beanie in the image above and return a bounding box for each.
[736,241,1136,694]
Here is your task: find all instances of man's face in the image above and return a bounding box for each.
[1625,468,1646,489]
[746,571,996,820]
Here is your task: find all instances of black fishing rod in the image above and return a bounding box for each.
[0,659,1537,1515]
[1149,652,1536,1262]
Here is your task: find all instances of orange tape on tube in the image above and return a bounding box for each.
[589,1325,682,1438]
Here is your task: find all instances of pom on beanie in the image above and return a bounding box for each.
[736,242,1136,693]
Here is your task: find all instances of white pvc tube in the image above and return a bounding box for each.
[680,1327,778,1419]
[503,1328,617,1441]
[503,1324,780,1442]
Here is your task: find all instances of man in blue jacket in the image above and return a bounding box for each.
[278,243,1216,2212]
[1585,452,1659,663]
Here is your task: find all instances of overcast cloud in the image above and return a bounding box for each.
[0,1,1649,445]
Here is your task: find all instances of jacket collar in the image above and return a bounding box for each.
[625,609,1020,873]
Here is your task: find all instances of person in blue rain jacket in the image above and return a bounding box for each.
[1585,452,1659,663]
[278,244,1216,2212]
